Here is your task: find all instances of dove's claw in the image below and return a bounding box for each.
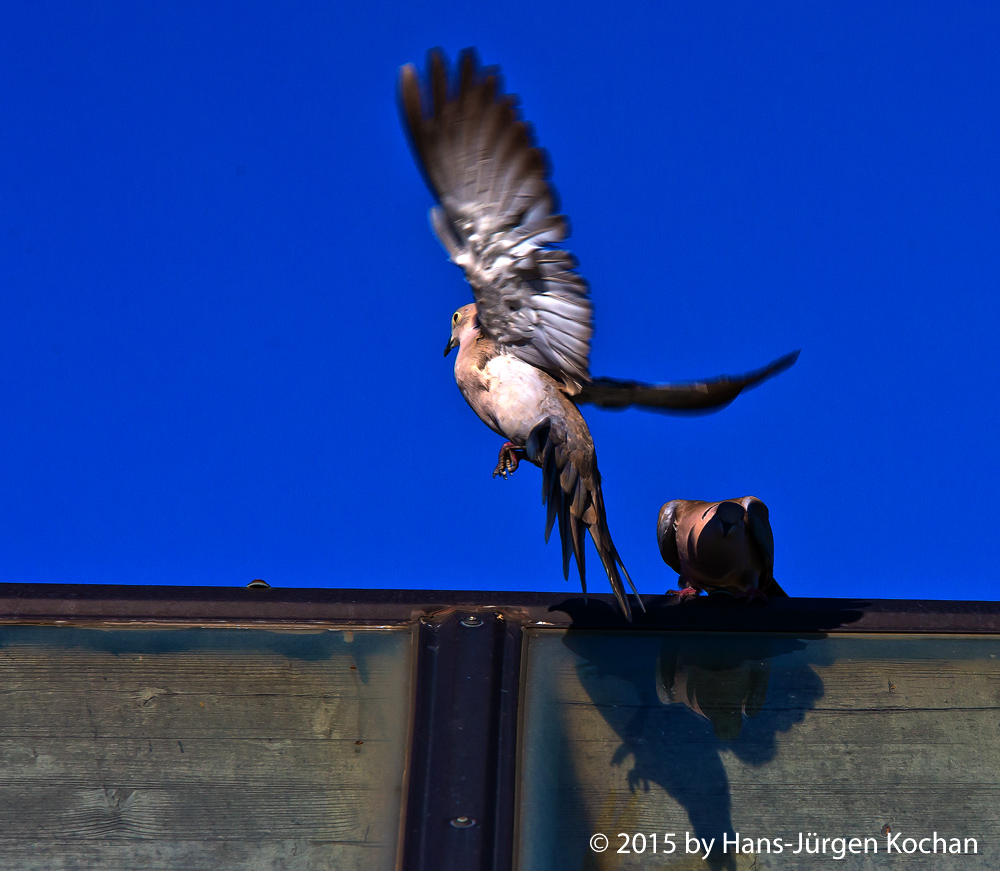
[668,585,702,602]
[493,441,526,479]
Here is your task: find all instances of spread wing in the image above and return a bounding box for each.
[577,350,800,413]
[400,48,592,390]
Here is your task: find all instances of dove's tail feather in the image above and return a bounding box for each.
[527,421,642,621]
[587,487,643,621]
[762,576,788,597]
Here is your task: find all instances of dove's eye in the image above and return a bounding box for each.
[452,311,461,325]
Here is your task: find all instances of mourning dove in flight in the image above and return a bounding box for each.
[400,49,796,619]
[657,497,787,601]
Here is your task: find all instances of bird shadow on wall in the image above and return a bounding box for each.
[550,596,865,871]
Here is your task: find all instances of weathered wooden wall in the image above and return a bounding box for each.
[0,625,412,871]
[518,631,1000,871]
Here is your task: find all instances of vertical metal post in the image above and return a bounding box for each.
[402,610,522,871]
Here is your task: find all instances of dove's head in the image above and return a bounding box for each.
[710,500,747,538]
[444,303,480,356]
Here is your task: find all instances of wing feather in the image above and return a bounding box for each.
[577,350,800,413]
[657,501,682,574]
[400,48,593,388]
[741,496,775,576]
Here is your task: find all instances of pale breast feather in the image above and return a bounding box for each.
[482,354,554,442]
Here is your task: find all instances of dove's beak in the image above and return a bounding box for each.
[444,336,458,356]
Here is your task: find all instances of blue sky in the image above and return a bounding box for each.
[1,2,998,601]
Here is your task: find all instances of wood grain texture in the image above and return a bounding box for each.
[518,631,1000,870]
[0,626,412,871]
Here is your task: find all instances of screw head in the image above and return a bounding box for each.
[449,816,477,828]
[461,615,483,627]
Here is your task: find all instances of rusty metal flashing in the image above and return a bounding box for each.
[0,583,996,633]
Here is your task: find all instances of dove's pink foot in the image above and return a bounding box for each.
[668,585,702,601]
[493,442,527,479]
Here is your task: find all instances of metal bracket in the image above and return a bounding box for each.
[402,610,521,871]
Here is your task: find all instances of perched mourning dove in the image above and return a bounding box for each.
[401,49,796,620]
[657,497,787,601]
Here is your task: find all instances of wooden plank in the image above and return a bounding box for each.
[0,737,389,785]
[0,626,404,741]
[0,840,386,871]
[0,626,412,871]
[518,631,1000,870]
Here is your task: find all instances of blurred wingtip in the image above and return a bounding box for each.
[742,348,801,391]
[774,349,801,372]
